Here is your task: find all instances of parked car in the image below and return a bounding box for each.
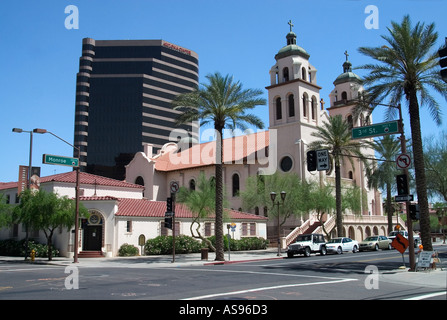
[326,237,359,254]
[287,234,327,258]
[359,235,391,251]
[388,230,420,248]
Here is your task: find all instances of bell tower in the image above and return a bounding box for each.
[266,20,324,179]
[328,51,366,126]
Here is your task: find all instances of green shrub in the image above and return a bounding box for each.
[205,236,268,251]
[118,243,139,256]
[0,239,59,257]
[145,235,202,255]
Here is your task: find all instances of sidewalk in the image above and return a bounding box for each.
[0,248,284,268]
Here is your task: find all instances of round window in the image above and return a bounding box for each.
[280,156,293,172]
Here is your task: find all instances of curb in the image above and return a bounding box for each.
[203,256,284,266]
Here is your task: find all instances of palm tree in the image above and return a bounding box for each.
[357,15,447,250]
[366,135,401,234]
[308,115,367,237]
[172,72,266,261]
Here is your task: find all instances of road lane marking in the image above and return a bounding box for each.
[158,267,356,281]
[183,278,358,300]
[404,291,447,300]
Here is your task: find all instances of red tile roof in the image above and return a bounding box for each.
[114,198,268,220]
[0,171,144,190]
[154,131,269,172]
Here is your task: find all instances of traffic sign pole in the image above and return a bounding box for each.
[394,104,415,270]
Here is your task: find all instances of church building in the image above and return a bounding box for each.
[1,22,396,258]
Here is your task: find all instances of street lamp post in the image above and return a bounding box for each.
[33,128,81,263]
[270,191,286,256]
[12,128,34,260]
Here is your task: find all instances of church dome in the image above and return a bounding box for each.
[275,43,310,60]
[333,55,362,85]
[275,24,310,60]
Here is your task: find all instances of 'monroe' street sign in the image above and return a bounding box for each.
[43,154,79,167]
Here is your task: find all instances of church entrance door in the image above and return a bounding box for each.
[83,225,102,251]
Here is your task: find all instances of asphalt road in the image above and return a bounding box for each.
[1,248,446,306]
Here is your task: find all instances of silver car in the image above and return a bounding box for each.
[359,235,391,251]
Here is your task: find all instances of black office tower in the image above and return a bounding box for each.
[74,38,199,180]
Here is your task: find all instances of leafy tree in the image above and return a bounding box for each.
[176,173,220,251]
[308,115,367,237]
[366,135,401,233]
[173,72,266,260]
[240,172,311,227]
[0,194,13,228]
[357,15,447,250]
[308,183,335,239]
[424,131,447,202]
[13,189,88,260]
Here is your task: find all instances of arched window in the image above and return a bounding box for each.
[341,91,348,100]
[275,97,282,120]
[311,96,317,120]
[347,114,353,129]
[135,176,144,186]
[288,94,295,117]
[283,67,289,82]
[302,67,306,80]
[232,173,240,197]
[302,93,308,117]
[189,179,196,191]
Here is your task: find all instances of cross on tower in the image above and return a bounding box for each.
[288,20,294,32]
[344,50,349,61]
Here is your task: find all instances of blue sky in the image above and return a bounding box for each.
[1,0,446,183]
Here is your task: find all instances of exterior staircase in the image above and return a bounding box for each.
[78,251,104,258]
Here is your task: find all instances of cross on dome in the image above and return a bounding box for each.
[288,20,294,32]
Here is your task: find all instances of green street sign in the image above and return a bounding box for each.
[352,120,400,139]
[42,154,79,167]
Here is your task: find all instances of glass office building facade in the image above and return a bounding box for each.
[74,38,199,180]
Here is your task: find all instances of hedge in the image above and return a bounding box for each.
[144,235,268,255]
[0,239,59,258]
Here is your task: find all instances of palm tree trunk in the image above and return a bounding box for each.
[335,162,343,237]
[386,184,393,234]
[408,91,432,251]
[214,126,225,261]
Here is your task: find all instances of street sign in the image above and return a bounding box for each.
[396,153,411,169]
[352,120,400,139]
[416,251,434,269]
[395,194,414,202]
[316,149,330,171]
[42,154,79,167]
[391,233,409,254]
[170,181,179,193]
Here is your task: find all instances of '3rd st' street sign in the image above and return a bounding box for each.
[352,120,400,139]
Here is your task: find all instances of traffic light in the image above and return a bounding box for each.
[409,204,420,221]
[439,41,447,83]
[164,216,173,229]
[166,197,173,213]
[307,150,317,171]
[396,174,409,195]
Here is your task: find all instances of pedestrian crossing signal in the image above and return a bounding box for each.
[396,174,409,195]
[306,150,317,171]
[164,216,173,229]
